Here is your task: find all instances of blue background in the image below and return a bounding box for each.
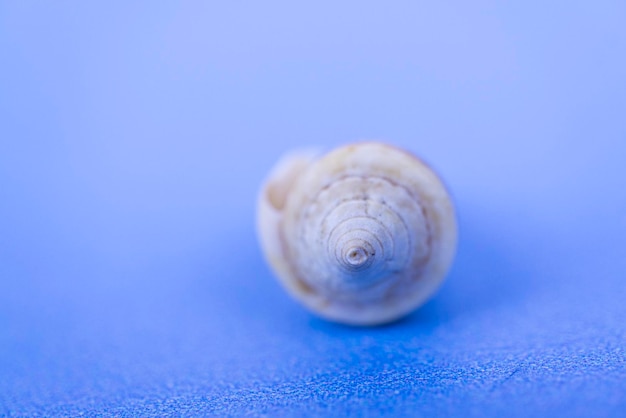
[1,1,625,416]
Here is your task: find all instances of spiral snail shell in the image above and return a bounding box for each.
[257,142,457,325]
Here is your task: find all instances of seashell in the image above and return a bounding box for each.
[257,142,457,326]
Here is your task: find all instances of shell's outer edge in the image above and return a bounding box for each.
[256,149,321,297]
[258,142,458,326]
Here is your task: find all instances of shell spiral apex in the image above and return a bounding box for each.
[257,142,457,326]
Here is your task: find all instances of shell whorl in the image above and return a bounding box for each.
[258,143,457,325]
[294,175,429,300]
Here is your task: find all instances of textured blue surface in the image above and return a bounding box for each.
[1,1,626,416]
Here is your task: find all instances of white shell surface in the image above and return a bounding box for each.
[257,143,457,326]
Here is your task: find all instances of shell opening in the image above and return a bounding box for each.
[265,154,316,211]
[267,178,295,211]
